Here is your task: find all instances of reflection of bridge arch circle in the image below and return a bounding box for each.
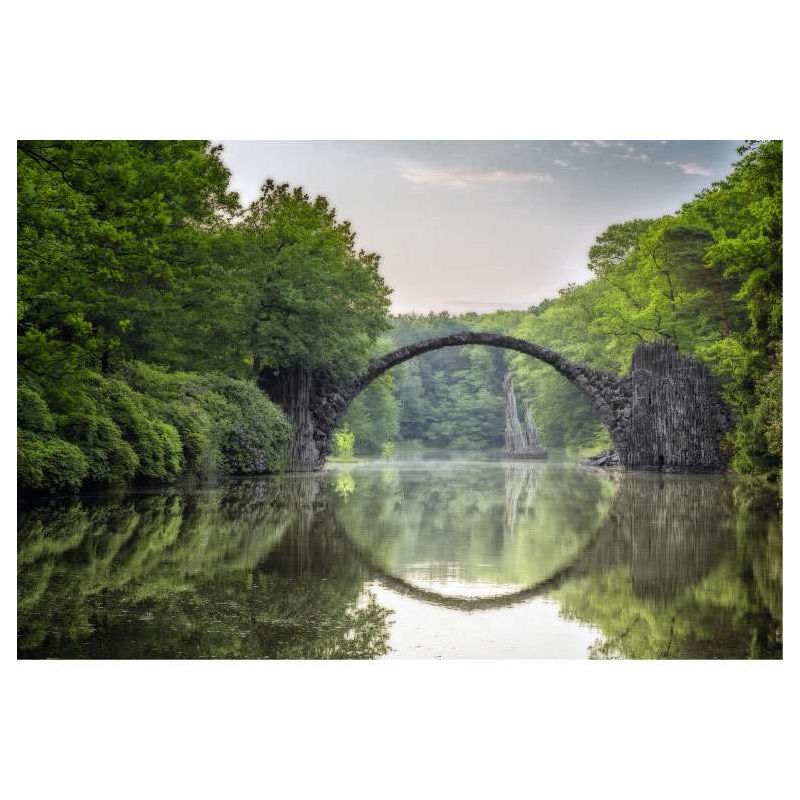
[331,461,622,611]
[338,524,607,612]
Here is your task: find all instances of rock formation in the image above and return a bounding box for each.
[503,374,547,459]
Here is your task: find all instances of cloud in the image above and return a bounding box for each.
[553,158,570,167]
[570,140,615,154]
[399,165,554,188]
[675,162,713,176]
[620,153,649,161]
[661,160,712,176]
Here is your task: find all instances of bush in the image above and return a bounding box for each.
[332,426,355,459]
[18,429,89,491]
[121,361,223,475]
[192,373,292,473]
[17,385,56,433]
[88,375,184,481]
[17,362,293,491]
[74,415,140,485]
[158,401,218,477]
[124,363,292,476]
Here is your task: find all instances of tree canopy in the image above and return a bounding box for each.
[17,141,393,490]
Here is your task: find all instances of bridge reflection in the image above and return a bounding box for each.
[332,466,732,611]
[17,462,780,658]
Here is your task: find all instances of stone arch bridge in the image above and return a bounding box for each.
[260,334,732,473]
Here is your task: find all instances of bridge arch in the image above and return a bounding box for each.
[353,549,595,612]
[342,331,626,448]
[260,338,732,473]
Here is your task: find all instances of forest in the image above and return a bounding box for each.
[17,140,782,491]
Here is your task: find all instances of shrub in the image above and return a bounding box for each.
[18,429,89,491]
[77,415,140,485]
[76,374,183,482]
[124,363,292,476]
[332,426,355,460]
[197,373,292,474]
[159,401,218,477]
[17,362,292,491]
[17,384,56,433]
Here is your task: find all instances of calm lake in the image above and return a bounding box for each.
[17,454,782,659]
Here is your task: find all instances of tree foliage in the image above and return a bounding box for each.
[341,143,781,480]
[240,181,391,377]
[506,141,782,475]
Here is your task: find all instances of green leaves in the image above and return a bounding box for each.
[241,180,392,377]
[17,362,293,491]
[17,141,392,489]
[343,372,400,454]
[17,140,239,375]
[17,430,90,491]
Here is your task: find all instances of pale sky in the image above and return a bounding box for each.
[218,140,743,314]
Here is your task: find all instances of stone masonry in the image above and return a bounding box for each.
[260,334,732,473]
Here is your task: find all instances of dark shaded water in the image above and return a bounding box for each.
[17,456,782,659]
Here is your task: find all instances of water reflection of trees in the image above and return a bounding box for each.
[555,476,782,659]
[18,466,782,660]
[18,478,392,659]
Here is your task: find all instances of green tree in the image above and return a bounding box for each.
[332,426,356,460]
[17,140,239,380]
[506,141,782,477]
[240,181,391,378]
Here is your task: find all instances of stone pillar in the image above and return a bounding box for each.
[623,343,732,472]
[260,366,352,471]
[503,374,526,453]
[259,366,323,471]
[503,374,547,458]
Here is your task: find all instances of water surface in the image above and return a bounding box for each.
[17,455,782,659]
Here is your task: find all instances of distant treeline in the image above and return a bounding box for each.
[18,141,781,490]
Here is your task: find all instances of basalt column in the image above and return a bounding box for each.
[502,375,547,459]
[259,366,329,470]
[622,343,732,472]
[260,365,351,470]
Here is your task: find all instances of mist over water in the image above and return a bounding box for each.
[18,454,781,659]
